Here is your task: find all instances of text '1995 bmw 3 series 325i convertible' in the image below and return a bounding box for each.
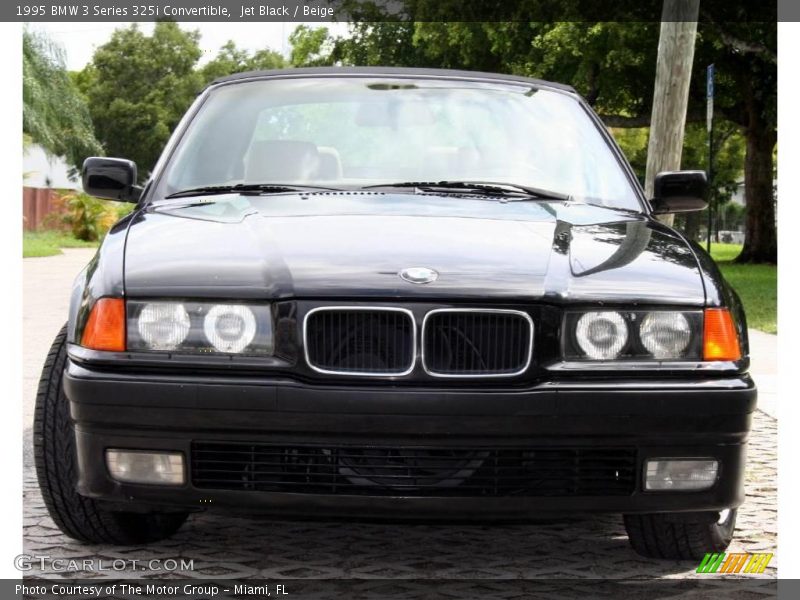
[34,67,755,559]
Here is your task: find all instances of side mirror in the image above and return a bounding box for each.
[650,170,708,214]
[82,157,142,203]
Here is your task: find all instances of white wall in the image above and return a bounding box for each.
[22,144,81,190]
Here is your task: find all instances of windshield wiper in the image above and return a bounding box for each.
[361,180,573,202]
[164,183,340,199]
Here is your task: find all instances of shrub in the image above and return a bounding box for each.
[115,202,136,221]
[56,191,119,241]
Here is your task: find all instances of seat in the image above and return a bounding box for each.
[245,140,321,182]
[317,146,343,180]
[420,146,481,179]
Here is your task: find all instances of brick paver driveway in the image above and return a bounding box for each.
[22,249,777,580]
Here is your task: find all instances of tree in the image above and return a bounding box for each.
[521,19,775,261]
[677,121,745,240]
[692,22,776,263]
[79,25,292,178]
[22,29,101,171]
[201,40,285,83]
[76,23,203,180]
[289,25,338,66]
[291,20,666,126]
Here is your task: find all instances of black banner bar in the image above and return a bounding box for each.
[9,578,783,599]
[4,0,783,23]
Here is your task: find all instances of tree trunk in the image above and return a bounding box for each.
[682,210,703,241]
[736,119,777,263]
[644,0,700,227]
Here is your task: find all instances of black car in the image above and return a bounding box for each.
[34,67,755,559]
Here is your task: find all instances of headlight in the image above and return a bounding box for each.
[565,310,702,361]
[639,311,691,359]
[203,304,257,353]
[575,311,628,359]
[137,302,191,350]
[127,300,273,355]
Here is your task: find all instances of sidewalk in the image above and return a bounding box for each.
[749,329,777,419]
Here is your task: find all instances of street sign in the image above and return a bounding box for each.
[707,64,715,133]
[706,63,715,253]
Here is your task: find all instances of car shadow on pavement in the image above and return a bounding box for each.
[148,511,698,579]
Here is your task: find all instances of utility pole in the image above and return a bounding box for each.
[643,0,700,227]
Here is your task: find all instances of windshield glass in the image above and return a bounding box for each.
[155,77,641,210]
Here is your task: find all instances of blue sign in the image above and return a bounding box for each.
[707,64,715,99]
[706,64,715,132]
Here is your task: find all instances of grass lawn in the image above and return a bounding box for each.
[23,230,98,258]
[709,243,777,334]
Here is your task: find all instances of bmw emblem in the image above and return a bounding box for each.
[399,267,439,284]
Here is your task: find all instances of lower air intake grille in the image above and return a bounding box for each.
[191,442,636,497]
[423,310,533,376]
[304,308,414,375]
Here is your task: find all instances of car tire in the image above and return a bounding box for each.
[33,324,188,544]
[623,509,736,560]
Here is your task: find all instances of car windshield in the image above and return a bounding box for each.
[155,76,641,211]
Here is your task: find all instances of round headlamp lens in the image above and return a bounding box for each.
[640,312,691,358]
[137,302,190,350]
[203,304,256,353]
[575,311,628,359]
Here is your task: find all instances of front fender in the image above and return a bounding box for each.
[67,213,135,344]
[687,239,750,361]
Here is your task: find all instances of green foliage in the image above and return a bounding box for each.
[692,23,776,133]
[506,22,659,117]
[317,6,775,135]
[307,16,771,145]
[23,230,99,258]
[23,29,102,170]
[695,23,776,263]
[290,18,660,123]
[289,25,336,66]
[610,127,648,182]
[23,133,35,181]
[382,20,660,128]
[56,191,119,242]
[718,202,746,233]
[611,120,745,196]
[79,25,291,179]
[77,23,204,180]
[684,122,745,197]
[613,122,746,241]
[200,41,285,83]
[115,202,136,221]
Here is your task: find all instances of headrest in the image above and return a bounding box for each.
[245,140,320,182]
[317,146,343,180]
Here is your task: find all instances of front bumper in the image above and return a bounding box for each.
[65,360,756,520]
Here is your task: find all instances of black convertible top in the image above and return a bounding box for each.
[209,66,577,94]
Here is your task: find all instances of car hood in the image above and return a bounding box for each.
[123,192,705,304]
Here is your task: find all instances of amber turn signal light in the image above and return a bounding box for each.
[81,298,126,352]
[703,308,741,361]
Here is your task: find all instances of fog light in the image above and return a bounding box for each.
[106,450,185,485]
[645,459,718,491]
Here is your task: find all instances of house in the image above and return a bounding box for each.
[23,144,81,231]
